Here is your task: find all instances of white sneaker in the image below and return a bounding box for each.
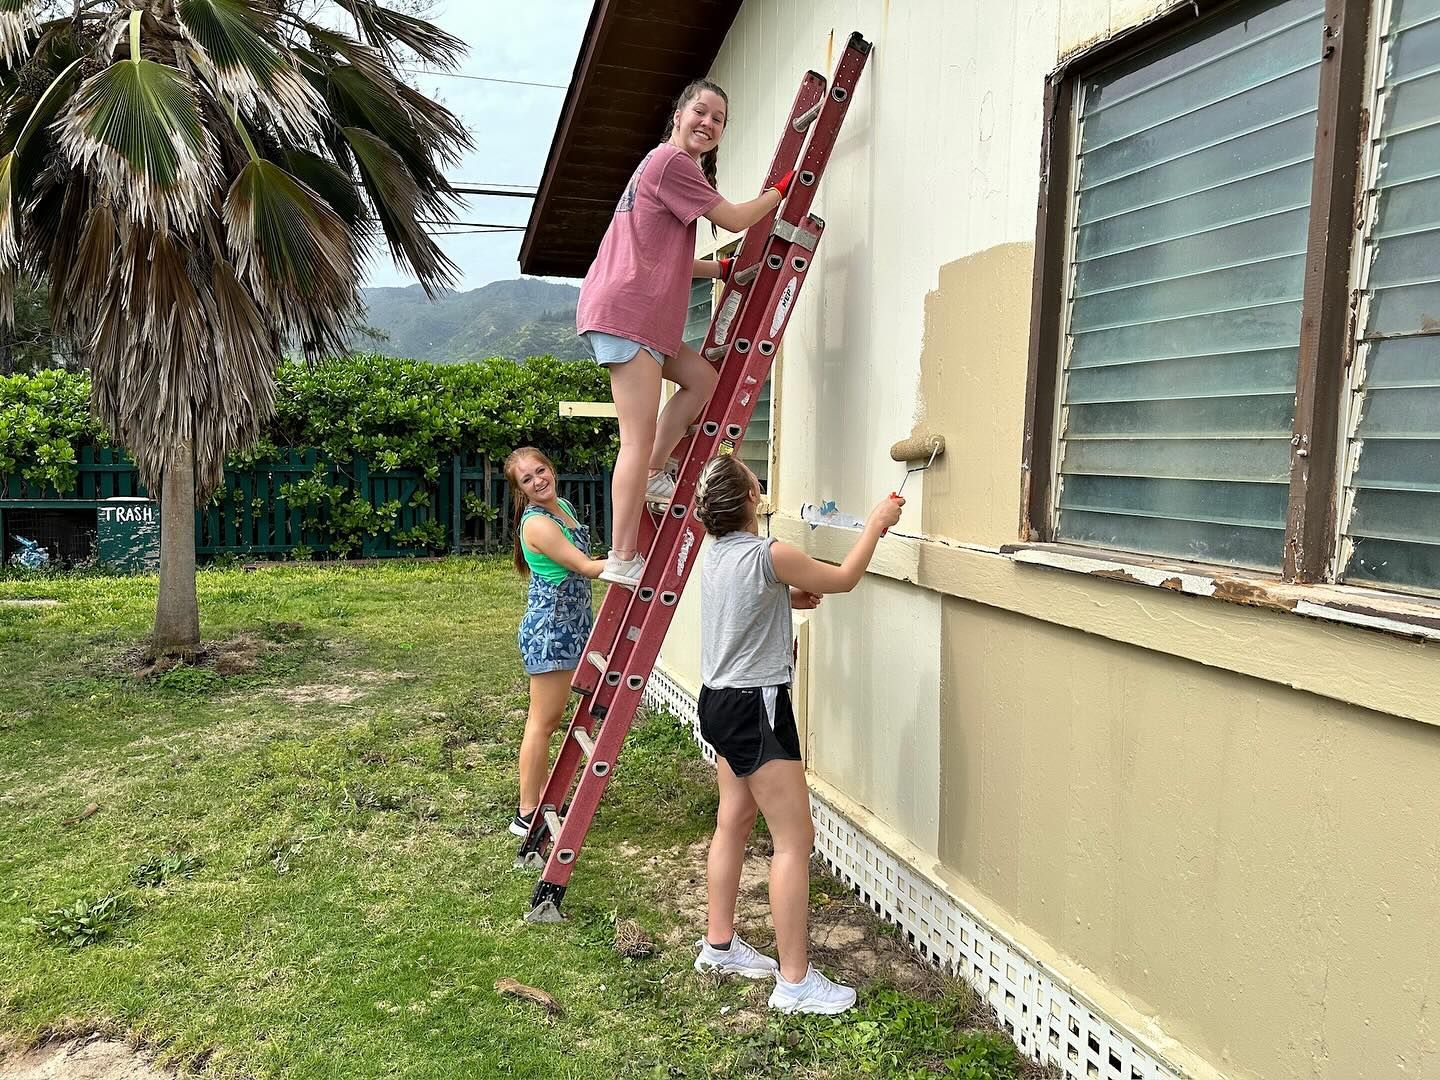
[645,471,676,507]
[693,934,780,980]
[768,964,857,1014]
[599,550,644,588]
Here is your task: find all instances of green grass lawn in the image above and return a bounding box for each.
[0,559,1027,1079]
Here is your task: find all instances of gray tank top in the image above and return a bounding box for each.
[700,531,793,688]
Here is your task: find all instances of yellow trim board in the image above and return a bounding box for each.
[558,401,618,418]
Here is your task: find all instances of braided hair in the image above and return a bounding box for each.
[693,454,753,537]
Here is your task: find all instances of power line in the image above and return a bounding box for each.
[404,68,567,89]
[422,226,526,236]
[451,185,537,199]
[418,219,525,228]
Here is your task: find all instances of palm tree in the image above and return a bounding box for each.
[0,0,468,656]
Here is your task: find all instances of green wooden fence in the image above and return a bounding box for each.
[1,447,611,562]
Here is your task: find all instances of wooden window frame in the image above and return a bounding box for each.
[1020,0,1373,586]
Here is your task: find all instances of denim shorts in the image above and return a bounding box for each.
[582,331,665,366]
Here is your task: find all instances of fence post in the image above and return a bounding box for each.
[354,456,373,558]
[450,454,462,555]
[483,455,492,553]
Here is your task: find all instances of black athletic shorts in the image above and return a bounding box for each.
[697,684,801,778]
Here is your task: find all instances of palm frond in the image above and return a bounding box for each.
[326,62,466,195]
[335,0,465,70]
[281,147,366,230]
[223,156,359,357]
[301,22,395,90]
[58,54,218,231]
[0,0,39,68]
[177,0,322,141]
[0,153,16,271]
[56,201,114,340]
[393,81,469,170]
[343,125,456,295]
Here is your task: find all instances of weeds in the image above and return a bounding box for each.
[24,893,130,948]
[133,853,204,888]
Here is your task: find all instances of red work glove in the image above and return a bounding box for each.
[718,256,734,281]
[772,168,796,198]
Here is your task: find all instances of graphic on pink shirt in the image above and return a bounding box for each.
[615,149,658,214]
[576,144,724,360]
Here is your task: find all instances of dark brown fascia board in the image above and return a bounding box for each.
[519,0,616,276]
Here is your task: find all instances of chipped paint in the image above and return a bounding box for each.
[1009,546,1220,596]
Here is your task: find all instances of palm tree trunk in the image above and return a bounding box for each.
[151,437,200,658]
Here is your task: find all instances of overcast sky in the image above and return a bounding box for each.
[361,0,592,292]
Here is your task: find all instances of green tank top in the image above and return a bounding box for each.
[520,499,583,585]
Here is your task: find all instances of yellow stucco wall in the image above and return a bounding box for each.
[940,598,1440,1080]
[679,2,1440,1077]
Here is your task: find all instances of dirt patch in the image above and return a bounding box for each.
[270,669,408,707]
[655,839,944,997]
[0,1036,173,1080]
[272,683,365,705]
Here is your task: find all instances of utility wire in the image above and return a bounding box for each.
[404,68,567,89]
[418,219,525,228]
[451,185,537,199]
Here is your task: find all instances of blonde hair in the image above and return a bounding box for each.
[693,454,752,537]
[503,446,558,575]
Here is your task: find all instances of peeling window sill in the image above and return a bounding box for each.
[1002,543,1440,645]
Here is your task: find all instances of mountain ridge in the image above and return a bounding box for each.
[358,278,587,363]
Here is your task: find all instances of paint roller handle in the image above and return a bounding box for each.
[875,493,905,537]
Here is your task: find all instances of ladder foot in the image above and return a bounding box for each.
[524,900,565,924]
[513,850,546,871]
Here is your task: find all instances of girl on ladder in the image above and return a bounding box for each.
[690,453,904,1014]
[504,447,607,838]
[577,78,796,588]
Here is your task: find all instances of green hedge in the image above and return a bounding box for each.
[0,355,618,495]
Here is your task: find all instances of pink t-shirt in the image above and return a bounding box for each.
[576,143,723,359]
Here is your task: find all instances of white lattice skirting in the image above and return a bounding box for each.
[643,666,1187,1080]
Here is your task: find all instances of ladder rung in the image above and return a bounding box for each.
[571,728,595,759]
[543,809,562,838]
[733,263,761,286]
[586,651,606,672]
[793,98,824,131]
[704,345,726,361]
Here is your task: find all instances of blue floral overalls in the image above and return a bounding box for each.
[517,504,594,676]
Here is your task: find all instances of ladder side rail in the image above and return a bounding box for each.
[769,33,869,236]
[522,227,810,865]
[530,217,825,898]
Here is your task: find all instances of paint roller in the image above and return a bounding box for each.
[888,434,946,497]
[798,434,946,532]
[881,434,944,534]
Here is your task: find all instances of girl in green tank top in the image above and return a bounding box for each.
[504,448,606,838]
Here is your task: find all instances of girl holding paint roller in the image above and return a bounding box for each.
[690,453,902,1013]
